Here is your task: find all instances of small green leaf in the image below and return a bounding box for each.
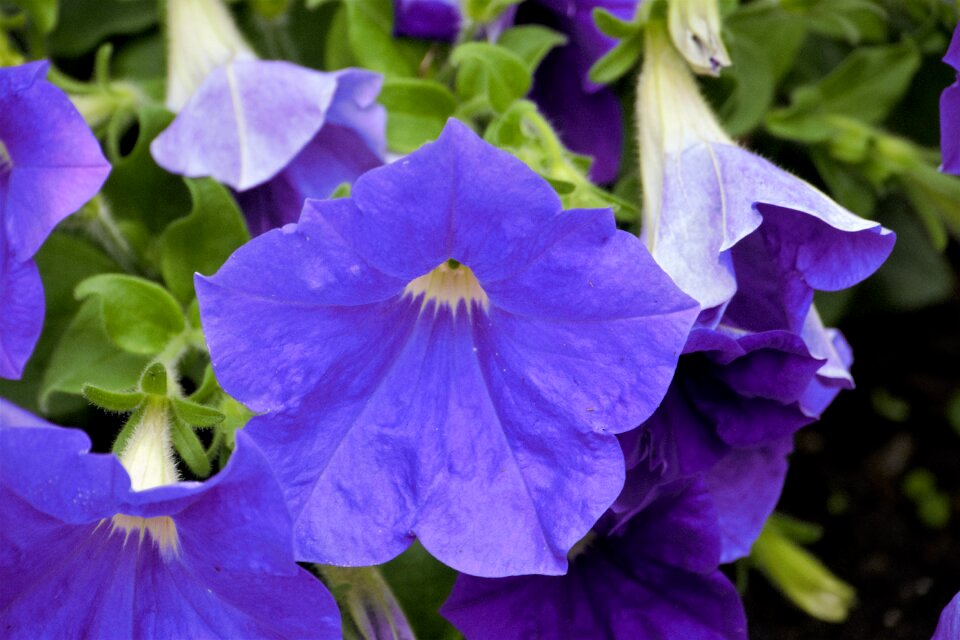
[451,42,531,113]
[40,300,150,411]
[170,416,212,478]
[766,41,921,142]
[379,78,457,153]
[159,179,251,302]
[592,7,640,39]
[340,0,431,77]
[112,403,145,455]
[83,384,145,412]
[49,0,157,57]
[496,26,567,73]
[465,0,521,23]
[171,398,225,428]
[76,274,186,356]
[587,32,643,86]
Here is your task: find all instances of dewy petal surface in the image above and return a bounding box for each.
[0,61,111,262]
[198,119,699,576]
[441,481,747,640]
[150,60,339,191]
[0,403,340,639]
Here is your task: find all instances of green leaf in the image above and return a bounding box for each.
[592,7,641,39]
[159,179,250,302]
[40,300,150,411]
[340,0,431,77]
[101,105,192,235]
[379,78,457,153]
[809,148,877,216]
[316,566,416,640]
[465,0,521,23]
[451,42,531,113]
[766,41,921,142]
[11,0,58,33]
[82,385,145,412]
[587,32,643,86]
[76,274,186,356]
[171,398,225,428]
[0,232,119,414]
[49,0,157,57]
[380,542,460,640]
[799,0,887,45]
[496,26,567,73]
[170,416,212,478]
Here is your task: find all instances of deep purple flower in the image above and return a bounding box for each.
[441,480,747,639]
[394,0,461,41]
[934,591,960,640]
[196,119,699,577]
[152,0,385,233]
[638,26,894,317]
[941,25,960,175]
[523,0,638,183]
[0,61,110,379]
[615,324,832,561]
[0,399,340,638]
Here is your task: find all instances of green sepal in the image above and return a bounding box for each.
[592,7,641,39]
[379,78,457,153]
[587,31,643,86]
[111,403,145,455]
[496,26,567,73]
[188,365,220,404]
[171,398,225,429]
[139,362,168,396]
[82,384,145,413]
[170,415,212,478]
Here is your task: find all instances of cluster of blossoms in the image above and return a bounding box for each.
[2,0,958,638]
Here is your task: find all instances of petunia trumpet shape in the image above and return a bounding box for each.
[0,399,340,639]
[941,24,960,175]
[0,61,110,379]
[151,0,385,233]
[441,480,747,639]
[196,119,699,577]
[638,23,894,318]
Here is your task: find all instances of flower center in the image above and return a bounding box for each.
[404,259,489,316]
[108,514,181,559]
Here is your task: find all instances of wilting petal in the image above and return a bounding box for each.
[151,60,338,190]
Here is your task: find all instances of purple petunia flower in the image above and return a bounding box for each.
[441,480,747,639]
[941,24,960,175]
[0,61,110,379]
[0,399,340,638]
[196,119,699,577]
[394,0,461,41]
[934,591,960,640]
[638,25,894,318]
[151,0,385,233]
[615,323,837,561]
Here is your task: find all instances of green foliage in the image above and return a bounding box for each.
[75,274,186,357]
[496,26,567,73]
[330,0,431,77]
[40,300,149,412]
[159,179,251,303]
[465,0,522,23]
[379,78,457,153]
[48,0,157,57]
[766,41,921,143]
[451,42,531,114]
